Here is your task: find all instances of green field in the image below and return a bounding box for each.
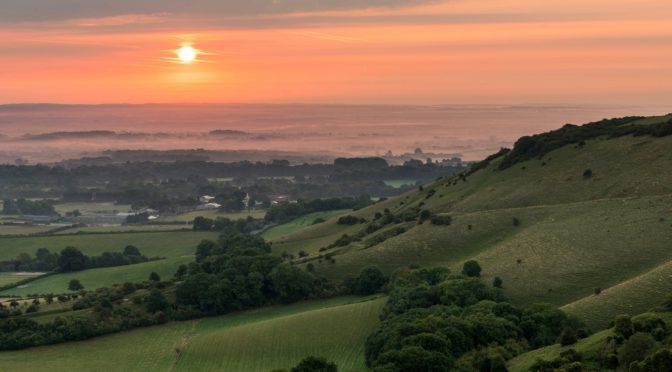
[0,231,218,295]
[383,179,416,188]
[158,210,265,223]
[1,256,193,296]
[0,296,385,372]
[0,224,60,236]
[261,209,351,242]
[53,202,132,214]
[0,272,44,287]
[55,225,191,234]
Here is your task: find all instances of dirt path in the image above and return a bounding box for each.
[167,320,198,372]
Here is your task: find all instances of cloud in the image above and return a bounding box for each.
[0,0,442,23]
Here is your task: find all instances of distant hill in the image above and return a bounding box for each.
[271,114,672,329]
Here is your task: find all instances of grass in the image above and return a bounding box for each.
[0,256,194,296]
[53,202,132,214]
[55,225,191,234]
[0,296,385,372]
[383,179,417,188]
[0,231,217,294]
[158,210,265,223]
[261,209,351,242]
[0,224,61,236]
[0,272,43,287]
[0,231,218,261]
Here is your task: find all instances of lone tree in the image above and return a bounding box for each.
[462,260,482,277]
[290,356,338,372]
[68,279,84,291]
[356,266,388,295]
[493,276,503,288]
[149,272,161,282]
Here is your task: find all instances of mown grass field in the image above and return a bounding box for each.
[0,296,385,372]
[0,224,60,236]
[55,225,191,234]
[0,272,43,287]
[53,202,132,214]
[158,209,265,223]
[383,179,416,188]
[0,231,217,295]
[274,125,672,329]
[261,209,350,242]
[1,256,194,296]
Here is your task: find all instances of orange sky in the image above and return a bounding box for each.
[1,0,671,105]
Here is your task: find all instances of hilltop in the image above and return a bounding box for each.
[271,114,672,329]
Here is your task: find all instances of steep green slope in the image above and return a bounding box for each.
[0,296,384,372]
[274,115,672,328]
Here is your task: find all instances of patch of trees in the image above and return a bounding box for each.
[337,215,367,225]
[265,196,372,224]
[173,232,339,317]
[364,266,586,371]
[1,198,56,215]
[498,116,672,170]
[0,246,152,273]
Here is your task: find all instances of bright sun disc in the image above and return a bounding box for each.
[178,46,197,62]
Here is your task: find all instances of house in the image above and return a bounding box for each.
[199,195,216,203]
[196,202,221,210]
[17,215,61,225]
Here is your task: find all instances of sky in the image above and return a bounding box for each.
[0,0,671,105]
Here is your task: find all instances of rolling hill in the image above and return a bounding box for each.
[274,114,672,329]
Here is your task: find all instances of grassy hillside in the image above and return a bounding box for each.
[261,209,350,242]
[0,296,385,372]
[273,115,672,328]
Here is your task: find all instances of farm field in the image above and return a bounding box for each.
[53,202,132,214]
[261,209,350,242]
[0,231,218,261]
[158,209,265,223]
[383,179,416,188]
[0,256,193,296]
[55,225,191,234]
[0,296,385,372]
[0,272,43,287]
[0,224,60,236]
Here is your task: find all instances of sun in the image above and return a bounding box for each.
[177,46,197,63]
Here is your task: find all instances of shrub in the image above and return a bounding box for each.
[613,315,634,339]
[559,327,578,346]
[493,276,503,288]
[583,169,593,178]
[462,260,482,277]
[290,356,337,372]
[618,332,656,367]
[430,215,452,226]
[512,218,521,227]
[356,266,388,295]
[149,272,161,282]
[338,215,366,225]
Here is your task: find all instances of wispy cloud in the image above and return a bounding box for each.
[71,13,168,27]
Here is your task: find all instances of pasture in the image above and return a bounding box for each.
[158,209,265,223]
[0,296,385,372]
[383,179,416,188]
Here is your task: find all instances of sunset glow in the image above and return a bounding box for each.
[0,0,670,105]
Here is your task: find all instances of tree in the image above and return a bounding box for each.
[618,332,656,367]
[462,260,482,277]
[149,272,161,282]
[493,276,503,288]
[68,279,84,291]
[613,315,634,339]
[559,327,578,346]
[123,245,141,256]
[57,246,88,272]
[145,289,168,313]
[356,266,388,295]
[290,356,338,372]
[269,264,315,303]
[175,264,188,279]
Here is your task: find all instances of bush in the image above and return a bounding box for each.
[356,266,388,295]
[613,315,634,339]
[337,215,366,225]
[462,260,482,277]
[559,327,578,346]
[149,272,161,282]
[512,218,521,227]
[68,279,84,291]
[618,332,656,367]
[493,276,503,288]
[290,356,337,372]
[430,215,452,226]
[583,169,593,178]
